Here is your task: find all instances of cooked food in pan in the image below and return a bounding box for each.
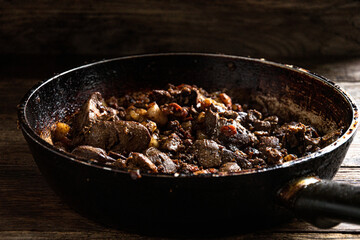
[46,84,342,175]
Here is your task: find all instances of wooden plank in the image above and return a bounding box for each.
[333,168,360,185]
[0,165,107,232]
[289,58,360,82]
[1,1,360,59]
[337,82,360,99]
[0,77,40,167]
[3,54,360,239]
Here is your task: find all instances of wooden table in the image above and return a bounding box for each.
[1,56,360,239]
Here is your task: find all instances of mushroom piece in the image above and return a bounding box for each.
[71,145,115,163]
[126,152,158,173]
[219,162,241,173]
[193,139,222,168]
[145,147,177,174]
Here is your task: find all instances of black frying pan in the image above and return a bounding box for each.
[18,53,360,236]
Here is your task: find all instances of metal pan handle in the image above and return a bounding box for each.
[279,177,360,228]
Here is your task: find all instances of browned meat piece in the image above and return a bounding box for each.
[193,168,219,175]
[112,121,151,153]
[145,147,177,174]
[221,122,258,148]
[181,120,192,132]
[321,128,343,146]
[179,162,200,174]
[107,96,119,109]
[71,145,115,163]
[162,103,189,120]
[175,87,199,106]
[302,126,321,153]
[236,112,248,123]
[107,97,128,119]
[119,91,150,109]
[183,138,193,147]
[219,110,239,120]
[275,122,305,146]
[79,121,118,150]
[161,133,183,152]
[253,120,271,131]
[264,116,279,128]
[108,151,127,160]
[166,84,201,107]
[221,148,252,169]
[165,120,193,140]
[149,89,174,105]
[209,102,228,113]
[205,109,258,149]
[193,139,223,168]
[249,158,267,168]
[304,126,320,139]
[78,120,151,153]
[167,120,181,132]
[220,148,237,163]
[204,109,218,137]
[274,122,322,155]
[72,92,118,135]
[246,109,262,123]
[108,151,127,169]
[235,150,252,168]
[259,136,281,149]
[258,136,285,164]
[254,131,269,136]
[219,162,241,173]
[112,159,127,169]
[262,147,284,164]
[126,152,158,173]
[244,147,261,159]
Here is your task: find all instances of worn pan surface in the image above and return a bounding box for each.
[18,53,359,236]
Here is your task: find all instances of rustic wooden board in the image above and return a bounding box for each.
[286,57,360,82]
[1,1,360,59]
[1,57,360,239]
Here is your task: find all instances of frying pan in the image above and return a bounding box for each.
[18,53,360,235]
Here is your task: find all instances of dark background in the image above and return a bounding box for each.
[1,0,360,77]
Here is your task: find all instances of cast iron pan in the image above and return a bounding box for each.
[18,53,360,236]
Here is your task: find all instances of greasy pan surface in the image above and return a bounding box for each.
[18,53,358,235]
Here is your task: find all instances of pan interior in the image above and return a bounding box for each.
[22,54,354,177]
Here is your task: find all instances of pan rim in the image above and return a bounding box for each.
[17,52,359,178]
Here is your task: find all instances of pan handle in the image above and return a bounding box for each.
[278,177,360,228]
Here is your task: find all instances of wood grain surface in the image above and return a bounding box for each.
[1,1,360,59]
[0,55,360,239]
